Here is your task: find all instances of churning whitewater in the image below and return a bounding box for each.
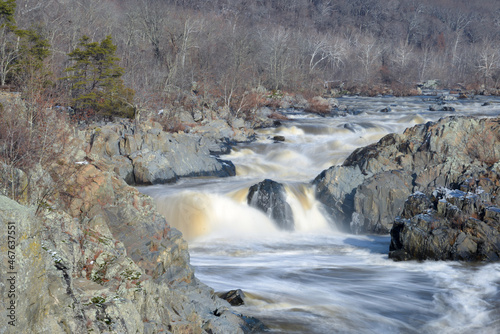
[140,94,500,333]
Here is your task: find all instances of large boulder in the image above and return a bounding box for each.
[247,179,294,231]
[314,116,500,235]
[84,120,237,185]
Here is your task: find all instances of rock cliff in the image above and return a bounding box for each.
[0,162,261,333]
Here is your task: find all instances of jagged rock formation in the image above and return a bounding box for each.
[314,116,500,240]
[390,186,500,261]
[0,163,261,333]
[247,179,294,231]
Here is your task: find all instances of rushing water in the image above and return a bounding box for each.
[140,93,500,333]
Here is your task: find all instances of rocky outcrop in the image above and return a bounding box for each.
[0,163,261,333]
[314,116,500,235]
[389,185,500,261]
[85,120,238,185]
[247,179,294,231]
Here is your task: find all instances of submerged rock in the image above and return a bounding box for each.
[247,179,294,231]
[272,135,285,142]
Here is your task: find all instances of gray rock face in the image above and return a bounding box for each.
[0,163,255,333]
[314,116,500,236]
[353,171,412,234]
[389,188,500,261]
[247,179,294,230]
[313,165,366,230]
[85,120,238,185]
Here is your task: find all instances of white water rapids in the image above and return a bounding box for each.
[140,94,500,333]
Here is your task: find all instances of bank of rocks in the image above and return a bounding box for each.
[390,183,500,261]
[313,116,500,261]
[0,162,261,333]
[83,119,251,185]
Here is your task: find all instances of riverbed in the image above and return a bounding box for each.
[140,93,500,333]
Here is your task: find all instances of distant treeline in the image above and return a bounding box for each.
[9,0,500,107]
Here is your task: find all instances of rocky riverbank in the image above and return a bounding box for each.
[82,119,247,185]
[0,95,270,332]
[314,116,500,261]
[0,159,264,333]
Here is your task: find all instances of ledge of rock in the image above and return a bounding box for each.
[83,119,241,185]
[389,184,500,261]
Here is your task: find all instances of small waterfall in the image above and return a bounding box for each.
[154,182,335,240]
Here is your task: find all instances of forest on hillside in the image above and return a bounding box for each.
[3,0,500,115]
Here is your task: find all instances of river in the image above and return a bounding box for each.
[140,93,500,333]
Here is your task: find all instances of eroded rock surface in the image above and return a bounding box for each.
[390,186,500,261]
[314,116,500,238]
[84,120,238,185]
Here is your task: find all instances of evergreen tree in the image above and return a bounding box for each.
[0,0,16,27]
[63,35,135,119]
[0,0,17,86]
[15,28,52,85]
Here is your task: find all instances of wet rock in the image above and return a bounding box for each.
[247,179,294,231]
[218,289,246,306]
[343,123,363,132]
[429,104,455,112]
[273,135,285,142]
[380,107,391,113]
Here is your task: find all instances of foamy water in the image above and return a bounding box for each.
[140,93,500,333]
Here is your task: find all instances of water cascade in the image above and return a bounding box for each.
[140,94,500,333]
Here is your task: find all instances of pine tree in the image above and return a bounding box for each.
[0,0,16,27]
[63,35,135,119]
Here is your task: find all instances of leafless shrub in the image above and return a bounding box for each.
[0,93,78,209]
